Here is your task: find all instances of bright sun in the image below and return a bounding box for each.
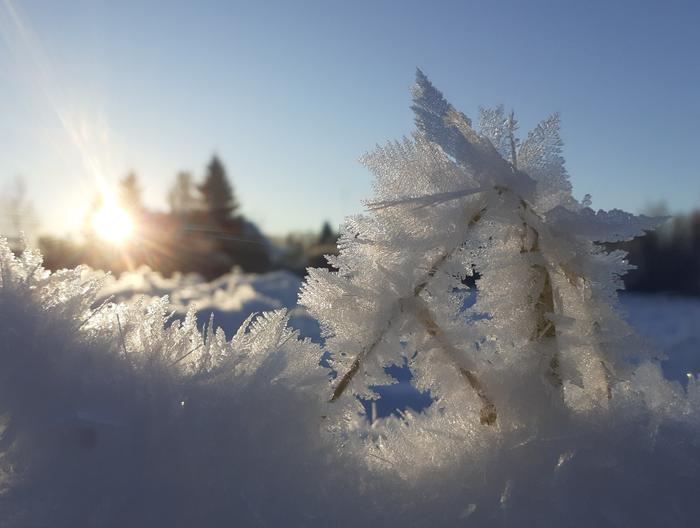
[91,204,133,243]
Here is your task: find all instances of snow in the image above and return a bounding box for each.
[97,266,700,412]
[94,267,700,411]
[1,71,699,526]
[621,293,700,385]
[304,72,670,443]
[97,266,320,340]
[1,242,699,527]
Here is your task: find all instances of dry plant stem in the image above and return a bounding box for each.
[116,312,129,360]
[600,357,614,400]
[78,295,114,330]
[408,295,497,425]
[328,252,446,403]
[534,266,562,388]
[330,207,492,413]
[170,343,204,366]
[560,265,614,400]
[520,197,611,397]
[516,197,562,389]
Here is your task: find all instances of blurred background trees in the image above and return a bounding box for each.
[611,211,700,296]
[0,177,38,250]
[29,154,336,279]
[168,171,200,216]
[13,155,698,295]
[118,172,144,213]
[199,156,238,223]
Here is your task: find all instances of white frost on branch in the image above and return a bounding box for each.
[300,69,683,454]
[0,71,698,527]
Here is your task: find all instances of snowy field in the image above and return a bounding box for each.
[98,267,320,340]
[100,268,700,360]
[2,252,699,527]
[621,293,700,385]
[99,267,700,414]
[100,267,700,375]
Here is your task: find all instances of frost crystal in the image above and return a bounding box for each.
[301,70,667,431]
[0,72,698,527]
[0,239,327,526]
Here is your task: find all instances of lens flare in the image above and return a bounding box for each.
[91,205,133,243]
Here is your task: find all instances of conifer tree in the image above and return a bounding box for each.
[318,221,337,245]
[199,155,238,223]
[168,171,200,215]
[0,177,37,249]
[118,172,143,212]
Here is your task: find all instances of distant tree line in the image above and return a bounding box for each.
[40,155,271,279]
[37,155,339,279]
[27,172,700,291]
[0,177,37,249]
[611,210,700,296]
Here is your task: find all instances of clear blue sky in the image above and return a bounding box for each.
[1,0,698,237]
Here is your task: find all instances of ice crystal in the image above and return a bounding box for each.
[300,69,669,435]
[0,72,698,527]
[0,239,328,526]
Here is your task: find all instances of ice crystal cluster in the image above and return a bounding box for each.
[0,240,340,526]
[1,72,699,526]
[303,71,667,433]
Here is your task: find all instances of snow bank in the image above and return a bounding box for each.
[2,71,700,525]
[1,243,699,527]
[97,265,320,340]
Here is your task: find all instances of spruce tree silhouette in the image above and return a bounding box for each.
[199,156,238,224]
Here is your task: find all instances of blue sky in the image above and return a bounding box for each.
[1,0,698,236]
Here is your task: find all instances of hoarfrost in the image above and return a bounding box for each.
[301,70,671,435]
[0,72,698,526]
[298,70,699,522]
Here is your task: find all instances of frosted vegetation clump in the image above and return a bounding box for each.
[0,239,339,526]
[1,72,699,526]
[303,71,674,431]
[300,72,699,498]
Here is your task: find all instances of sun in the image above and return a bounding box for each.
[91,204,133,243]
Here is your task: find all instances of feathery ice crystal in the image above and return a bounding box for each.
[1,72,699,527]
[301,70,665,431]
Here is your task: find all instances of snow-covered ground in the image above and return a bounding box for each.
[98,266,320,340]
[100,268,700,354]
[3,253,700,527]
[95,268,700,431]
[110,271,700,447]
[100,267,700,389]
[620,292,700,384]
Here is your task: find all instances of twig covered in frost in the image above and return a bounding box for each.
[0,67,699,522]
[77,294,114,330]
[330,205,498,422]
[170,343,204,366]
[301,70,666,427]
[116,311,129,359]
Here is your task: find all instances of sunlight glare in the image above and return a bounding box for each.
[92,204,133,243]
